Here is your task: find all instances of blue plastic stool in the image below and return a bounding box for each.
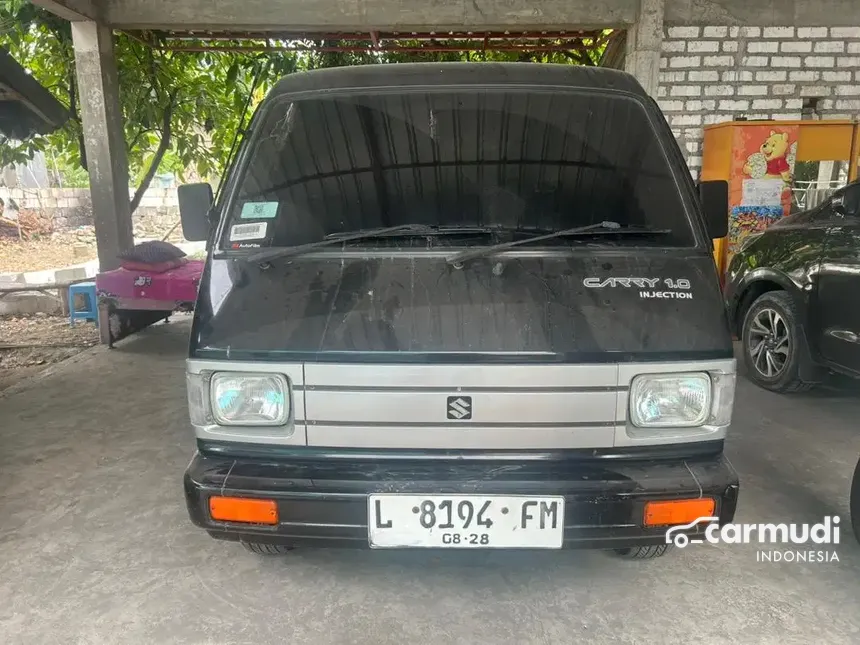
[69,281,98,327]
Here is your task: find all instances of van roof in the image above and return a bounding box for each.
[269,62,647,99]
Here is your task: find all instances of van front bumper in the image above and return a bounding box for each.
[184,442,739,550]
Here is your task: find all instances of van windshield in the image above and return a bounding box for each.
[223,88,696,250]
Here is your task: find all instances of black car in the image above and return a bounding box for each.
[852,456,860,543]
[725,179,860,392]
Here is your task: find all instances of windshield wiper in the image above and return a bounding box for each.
[324,224,497,240]
[245,224,496,264]
[446,221,671,267]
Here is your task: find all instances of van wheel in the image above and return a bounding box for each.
[851,457,860,544]
[241,542,294,555]
[741,291,814,393]
[613,544,671,559]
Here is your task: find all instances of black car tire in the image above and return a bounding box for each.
[612,544,671,559]
[741,290,814,393]
[851,456,860,544]
[241,542,294,555]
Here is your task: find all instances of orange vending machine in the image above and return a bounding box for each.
[701,120,860,282]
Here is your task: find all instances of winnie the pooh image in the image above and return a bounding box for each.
[743,130,796,184]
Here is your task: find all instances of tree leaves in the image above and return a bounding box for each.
[1,5,296,209]
[225,61,239,89]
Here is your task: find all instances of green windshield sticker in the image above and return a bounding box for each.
[240,201,278,219]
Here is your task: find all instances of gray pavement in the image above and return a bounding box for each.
[2,319,860,645]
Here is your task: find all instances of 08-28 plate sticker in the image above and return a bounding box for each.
[229,221,267,242]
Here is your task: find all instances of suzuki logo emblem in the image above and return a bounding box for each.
[447,396,472,420]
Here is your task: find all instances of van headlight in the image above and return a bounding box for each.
[186,372,291,426]
[630,373,712,428]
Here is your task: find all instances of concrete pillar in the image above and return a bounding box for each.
[71,22,133,273]
[624,0,665,97]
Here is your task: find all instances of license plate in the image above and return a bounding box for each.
[368,495,565,549]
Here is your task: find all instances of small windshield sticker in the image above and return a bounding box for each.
[230,222,268,241]
[240,201,278,219]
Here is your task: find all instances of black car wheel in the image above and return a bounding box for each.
[741,291,813,393]
[851,456,860,544]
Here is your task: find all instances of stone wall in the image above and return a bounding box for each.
[2,186,180,238]
[657,25,860,178]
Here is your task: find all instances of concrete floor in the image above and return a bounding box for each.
[2,320,860,645]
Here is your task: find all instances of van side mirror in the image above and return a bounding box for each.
[832,182,860,217]
[178,183,213,242]
[698,180,729,239]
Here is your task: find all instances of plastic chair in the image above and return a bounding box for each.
[69,281,98,327]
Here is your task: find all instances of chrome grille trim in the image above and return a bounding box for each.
[304,385,627,393]
[304,363,619,388]
[305,420,622,428]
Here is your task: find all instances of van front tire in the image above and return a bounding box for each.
[241,542,294,555]
[612,544,671,559]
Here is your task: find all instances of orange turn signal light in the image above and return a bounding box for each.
[643,498,716,527]
[209,496,278,525]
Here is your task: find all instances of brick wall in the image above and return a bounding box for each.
[2,186,179,233]
[658,26,860,178]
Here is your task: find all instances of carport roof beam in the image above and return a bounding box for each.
[124,29,612,55]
